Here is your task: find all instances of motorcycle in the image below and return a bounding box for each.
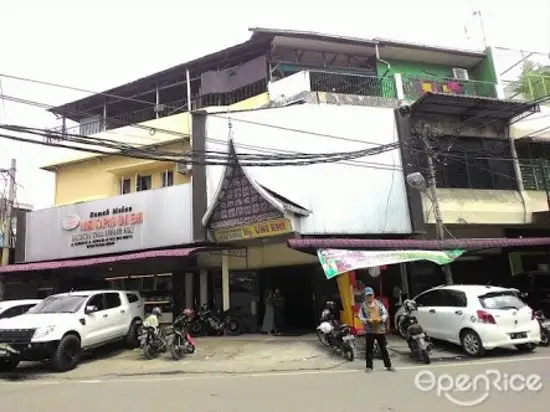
[535,310,550,346]
[166,309,197,360]
[138,312,168,359]
[397,299,432,364]
[316,302,356,361]
[189,304,242,336]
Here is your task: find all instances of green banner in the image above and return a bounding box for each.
[317,248,464,279]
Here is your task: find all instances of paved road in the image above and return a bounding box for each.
[2,354,549,412]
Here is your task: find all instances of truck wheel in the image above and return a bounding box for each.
[50,334,81,372]
[125,319,140,349]
[0,358,19,372]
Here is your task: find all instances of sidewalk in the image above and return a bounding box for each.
[4,334,465,381]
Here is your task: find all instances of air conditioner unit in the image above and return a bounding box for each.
[452,68,469,81]
[176,162,192,175]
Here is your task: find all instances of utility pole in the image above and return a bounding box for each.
[1,158,16,266]
[421,136,454,285]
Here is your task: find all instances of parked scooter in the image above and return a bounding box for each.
[535,310,550,346]
[166,309,196,360]
[189,304,242,336]
[397,300,432,364]
[138,307,168,359]
[316,301,356,361]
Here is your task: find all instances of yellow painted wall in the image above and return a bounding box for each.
[48,93,270,206]
[53,140,191,205]
[197,243,317,270]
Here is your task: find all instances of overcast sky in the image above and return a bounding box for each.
[1,0,549,209]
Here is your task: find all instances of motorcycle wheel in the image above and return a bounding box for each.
[317,330,330,347]
[421,349,431,364]
[397,316,407,339]
[343,345,355,362]
[170,342,185,360]
[190,322,203,337]
[540,329,549,346]
[224,318,241,336]
[142,344,157,360]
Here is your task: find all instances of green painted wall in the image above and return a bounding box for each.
[470,48,498,84]
[378,59,454,79]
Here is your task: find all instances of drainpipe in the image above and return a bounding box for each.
[375,44,391,78]
[507,127,528,223]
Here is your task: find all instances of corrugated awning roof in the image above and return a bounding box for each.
[0,247,211,274]
[287,237,550,251]
[410,92,540,125]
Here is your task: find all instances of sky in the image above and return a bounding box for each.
[0,0,549,210]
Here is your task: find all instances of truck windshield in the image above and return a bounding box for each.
[27,295,87,314]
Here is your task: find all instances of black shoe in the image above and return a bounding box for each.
[386,367,396,372]
[365,368,373,373]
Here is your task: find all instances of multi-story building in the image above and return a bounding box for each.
[2,28,549,332]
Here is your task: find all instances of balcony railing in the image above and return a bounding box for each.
[519,159,550,191]
[401,74,497,100]
[309,71,397,99]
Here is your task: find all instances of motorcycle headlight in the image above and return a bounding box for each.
[33,325,56,339]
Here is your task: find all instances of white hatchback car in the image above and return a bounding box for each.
[394,285,540,357]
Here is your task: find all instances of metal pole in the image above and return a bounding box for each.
[423,138,453,285]
[1,159,16,266]
[539,159,550,210]
[186,68,193,141]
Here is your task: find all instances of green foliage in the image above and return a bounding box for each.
[513,60,550,100]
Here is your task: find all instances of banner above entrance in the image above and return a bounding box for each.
[213,218,292,242]
[317,248,464,279]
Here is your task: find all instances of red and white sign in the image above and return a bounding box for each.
[61,215,81,231]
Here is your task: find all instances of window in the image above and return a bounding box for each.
[443,290,468,307]
[136,175,152,191]
[28,295,87,314]
[410,136,517,190]
[161,170,174,187]
[87,294,106,311]
[0,305,26,319]
[105,292,122,309]
[119,178,131,195]
[126,293,139,303]
[414,289,445,307]
[479,291,525,310]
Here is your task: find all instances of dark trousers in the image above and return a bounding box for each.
[365,333,391,369]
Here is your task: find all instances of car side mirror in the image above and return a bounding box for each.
[85,305,98,314]
[520,292,528,298]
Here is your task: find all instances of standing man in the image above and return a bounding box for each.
[358,287,394,373]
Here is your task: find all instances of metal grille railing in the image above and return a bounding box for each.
[401,74,497,100]
[309,71,397,98]
[520,159,550,190]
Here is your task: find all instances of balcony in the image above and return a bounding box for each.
[268,70,397,103]
[400,74,497,101]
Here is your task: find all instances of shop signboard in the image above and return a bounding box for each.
[25,185,193,262]
[317,248,465,280]
[213,218,291,242]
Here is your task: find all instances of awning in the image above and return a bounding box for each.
[287,237,550,251]
[0,247,209,274]
[410,92,540,125]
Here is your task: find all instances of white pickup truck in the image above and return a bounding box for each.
[0,290,144,372]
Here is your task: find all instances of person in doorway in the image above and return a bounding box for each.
[271,288,285,335]
[358,287,394,373]
[261,289,275,334]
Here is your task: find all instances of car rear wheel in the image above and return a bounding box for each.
[125,319,140,349]
[460,329,486,357]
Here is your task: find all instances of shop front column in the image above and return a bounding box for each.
[199,269,208,306]
[221,251,230,311]
[185,272,194,309]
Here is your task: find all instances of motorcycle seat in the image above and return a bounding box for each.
[407,324,424,335]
